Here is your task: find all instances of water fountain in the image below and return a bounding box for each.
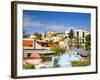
[57,50,81,67]
[58,53,72,67]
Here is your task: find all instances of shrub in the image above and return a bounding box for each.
[51,46,66,56]
[41,56,52,61]
[23,62,35,69]
[53,57,60,68]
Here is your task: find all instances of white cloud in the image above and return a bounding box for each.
[46,24,66,32]
[23,15,76,33]
[46,24,76,32]
[23,15,42,28]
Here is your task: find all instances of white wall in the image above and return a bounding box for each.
[0,0,100,80]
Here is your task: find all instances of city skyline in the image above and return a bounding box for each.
[23,10,91,35]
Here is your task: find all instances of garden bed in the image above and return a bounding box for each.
[71,61,91,67]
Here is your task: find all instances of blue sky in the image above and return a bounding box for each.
[23,10,91,34]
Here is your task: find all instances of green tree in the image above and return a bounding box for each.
[85,34,91,50]
[68,29,75,48]
[51,46,66,56]
[44,30,47,38]
[34,32,42,40]
[68,29,74,39]
[23,30,28,38]
[53,57,59,68]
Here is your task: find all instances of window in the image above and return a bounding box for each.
[77,31,79,37]
[27,53,32,58]
[82,39,84,43]
[82,32,85,38]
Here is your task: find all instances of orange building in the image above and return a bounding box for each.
[23,39,35,48]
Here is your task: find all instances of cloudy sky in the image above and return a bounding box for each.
[23,10,91,35]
